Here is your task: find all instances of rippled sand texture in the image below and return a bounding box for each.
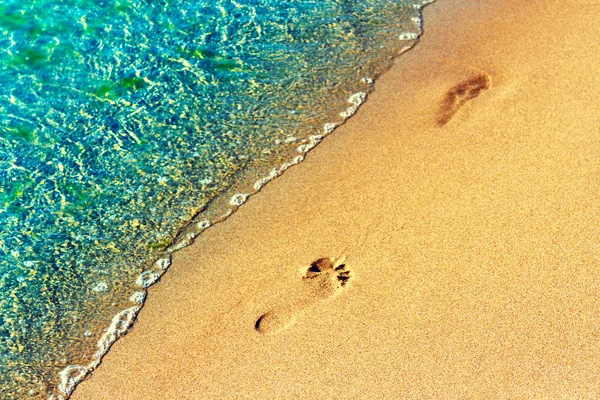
[0,0,432,398]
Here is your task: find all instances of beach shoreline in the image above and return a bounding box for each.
[73,0,600,398]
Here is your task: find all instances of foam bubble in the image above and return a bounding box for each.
[57,365,87,397]
[91,282,108,293]
[296,144,311,153]
[253,167,280,190]
[339,92,368,119]
[297,135,323,154]
[155,256,171,270]
[361,77,374,85]
[399,32,419,41]
[165,238,190,253]
[348,92,367,105]
[278,155,305,173]
[52,276,149,397]
[253,176,271,191]
[340,106,358,119]
[93,306,141,361]
[129,291,146,304]
[196,219,211,230]
[230,193,249,206]
[291,154,305,164]
[136,271,162,288]
[183,229,200,241]
[323,122,337,134]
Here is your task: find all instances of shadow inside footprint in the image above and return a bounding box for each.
[437,73,491,126]
[255,256,352,334]
[254,311,295,334]
[303,258,351,290]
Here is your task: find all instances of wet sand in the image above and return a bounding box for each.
[73,0,600,398]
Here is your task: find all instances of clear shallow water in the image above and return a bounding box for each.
[0,0,430,397]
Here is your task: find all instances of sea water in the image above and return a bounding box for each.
[0,0,432,397]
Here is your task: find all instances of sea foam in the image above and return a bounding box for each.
[29,0,435,398]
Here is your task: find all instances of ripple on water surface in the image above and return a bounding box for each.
[0,0,431,397]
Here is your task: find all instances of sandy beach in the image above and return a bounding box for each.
[72,0,600,398]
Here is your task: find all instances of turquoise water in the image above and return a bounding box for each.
[0,0,430,397]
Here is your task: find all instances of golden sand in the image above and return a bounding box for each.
[73,0,600,398]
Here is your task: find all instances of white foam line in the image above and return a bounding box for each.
[129,291,146,304]
[165,238,190,254]
[323,122,338,134]
[135,255,173,289]
[183,229,200,241]
[50,4,434,395]
[155,256,171,270]
[340,91,367,119]
[399,32,419,41]
[297,134,322,153]
[136,270,163,288]
[52,305,142,399]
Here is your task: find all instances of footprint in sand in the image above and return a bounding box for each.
[437,72,491,126]
[255,256,352,334]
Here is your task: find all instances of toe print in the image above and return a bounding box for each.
[336,267,351,287]
[302,256,352,294]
